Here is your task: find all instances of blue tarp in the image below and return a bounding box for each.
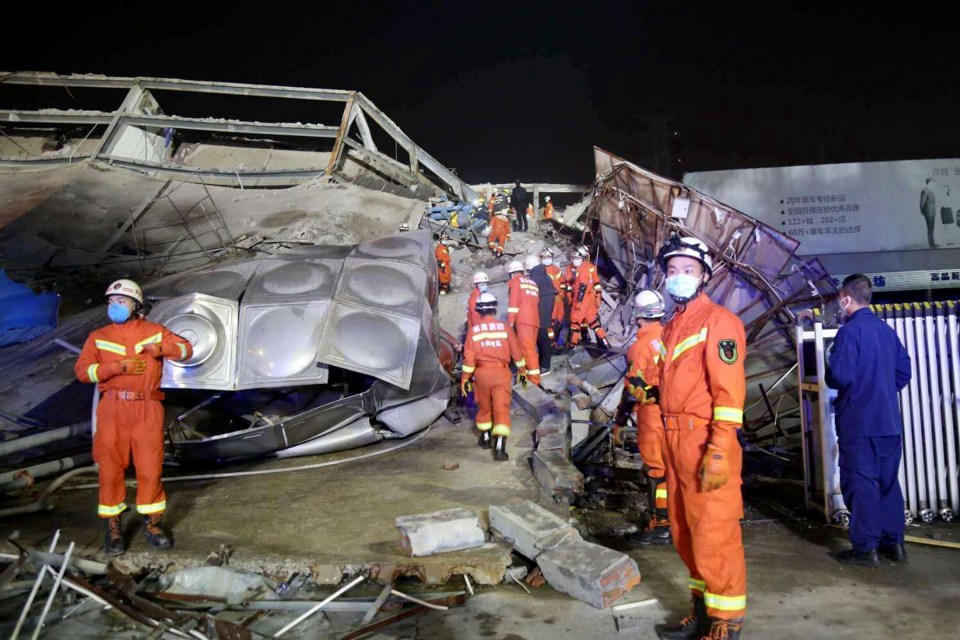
[0,270,60,347]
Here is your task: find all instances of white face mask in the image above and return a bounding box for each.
[542,257,553,266]
[572,257,583,267]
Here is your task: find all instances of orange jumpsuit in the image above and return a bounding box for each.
[466,288,482,329]
[569,259,606,345]
[542,202,555,220]
[508,273,541,383]
[435,243,451,292]
[658,293,747,621]
[461,318,525,438]
[75,317,192,519]
[488,214,510,256]
[545,264,564,337]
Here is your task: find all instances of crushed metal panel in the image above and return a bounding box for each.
[334,256,427,319]
[243,257,341,301]
[148,293,238,390]
[316,300,421,390]
[145,260,260,301]
[236,300,331,389]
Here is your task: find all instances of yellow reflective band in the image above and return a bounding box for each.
[689,577,706,593]
[95,339,126,356]
[178,343,187,360]
[520,283,539,290]
[477,421,493,431]
[462,365,476,373]
[472,332,509,341]
[528,369,541,375]
[515,360,526,367]
[137,501,166,514]
[134,332,163,354]
[704,592,746,611]
[672,328,708,360]
[87,363,100,383]
[98,502,127,517]
[655,488,668,499]
[657,341,667,360]
[508,307,520,313]
[713,407,744,424]
[492,424,511,436]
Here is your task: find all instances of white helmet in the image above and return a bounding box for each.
[476,292,498,314]
[658,235,713,274]
[633,289,666,319]
[574,245,590,259]
[545,196,551,202]
[507,260,524,274]
[523,255,540,271]
[105,279,143,305]
[472,271,490,285]
[539,249,552,259]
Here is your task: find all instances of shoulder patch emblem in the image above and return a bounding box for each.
[719,339,738,365]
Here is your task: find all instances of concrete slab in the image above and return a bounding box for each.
[512,383,561,422]
[488,500,578,560]
[532,450,584,499]
[536,536,641,609]
[396,508,486,557]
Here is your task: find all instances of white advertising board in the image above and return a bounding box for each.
[684,159,960,255]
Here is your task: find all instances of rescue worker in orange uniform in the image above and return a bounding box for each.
[541,249,564,341]
[654,235,747,640]
[74,279,193,557]
[461,293,527,461]
[488,211,510,258]
[466,271,490,329]
[435,233,452,295]
[507,259,541,385]
[569,246,610,350]
[542,196,555,221]
[556,253,579,351]
[616,289,671,546]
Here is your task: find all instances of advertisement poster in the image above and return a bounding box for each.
[684,158,960,255]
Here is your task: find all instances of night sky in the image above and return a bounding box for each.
[3,1,959,184]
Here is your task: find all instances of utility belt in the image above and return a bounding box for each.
[101,389,165,401]
[662,413,709,431]
[477,362,509,369]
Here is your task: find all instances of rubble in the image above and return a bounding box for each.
[535,535,641,609]
[395,508,486,557]
[488,500,579,560]
[533,449,585,500]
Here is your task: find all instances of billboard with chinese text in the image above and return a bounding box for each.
[684,158,960,255]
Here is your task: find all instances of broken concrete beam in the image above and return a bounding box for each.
[512,383,561,422]
[395,508,485,557]
[580,355,628,389]
[571,406,590,448]
[536,432,567,454]
[572,392,593,410]
[537,536,641,609]
[488,500,580,561]
[532,450,584,499]
[536,413,567,437]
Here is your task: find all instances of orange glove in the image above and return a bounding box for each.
[700,443,729,492]
[107,359,147,376]
[516,367,528,388]
[143,343,165,358]
[460,377,473,397]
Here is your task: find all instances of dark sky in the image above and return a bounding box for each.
[3,1,959,184]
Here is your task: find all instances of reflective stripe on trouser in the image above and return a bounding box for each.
[515,322,540,382]
[571,306,604,342]
[636,404,666,478]
[663,413,746,620]
[94,397,167,518]
[474,366,513,439]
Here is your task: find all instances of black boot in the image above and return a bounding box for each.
[142,514,173,550]
[629,517,673,546]
[104,516,126,557]
[836,548,879,567]
[478,430,491,449]
[580,327,591,344]
[880,542,907,562]
[597,336,610,351]
[702,617,744,639]
[657,595,709,640]
[493,435,509,461]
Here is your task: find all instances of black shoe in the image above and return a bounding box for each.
[493,435,510,461]
[143,515,173,550]
[836,548,879,567]
[880,543,907,562]
[478,431,491,449]
[629,523,672,546]
[657,596,709,640]
[597,338,610,351]
[104,516,126,557]
[703,617,743,640]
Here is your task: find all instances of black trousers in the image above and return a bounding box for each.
[537,327,553,372]
[923,214,936,248]
[516,209,528,232]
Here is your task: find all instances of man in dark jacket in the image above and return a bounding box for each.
[512,181,529,232]
[525,254,556,374]
[826,274,912,567]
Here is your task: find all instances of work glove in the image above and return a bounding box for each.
[517,367,528,388]
[460,377,473,397]
[645,385,660,404]
[143,343,165,359]
[108,358,147,376]
[614,403,631,427]
[700,443,730,492]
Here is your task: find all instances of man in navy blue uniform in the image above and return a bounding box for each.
[826,274,912,567]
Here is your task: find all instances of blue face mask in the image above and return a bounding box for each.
[478,283,489,293]
[108,302,132,323]
[665,274,702,302]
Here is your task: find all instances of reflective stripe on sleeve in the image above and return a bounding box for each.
[95,340,126,356]
[689,577,706,594]
[134,332,163,354]
[87,363,100,383]
[704,592,746,612]
[713,407,744,424]
[527,369,540,376]
[672,328,708,360]
[515,360,526,368]
[178,343,188,360]
[507,307,520,313]
[655,487,668,499]
[462,365,476,374]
